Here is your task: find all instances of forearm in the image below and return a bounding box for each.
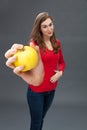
[56,70,63,79]
[50,70,63,83]
[19,70,44,86]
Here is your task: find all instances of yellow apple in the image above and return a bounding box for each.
[13,46,39,72]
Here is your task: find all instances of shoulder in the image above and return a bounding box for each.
[29,40,37,46]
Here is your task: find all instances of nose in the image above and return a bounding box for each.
[47,26,51,31]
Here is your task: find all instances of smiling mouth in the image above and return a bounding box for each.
[48,32,52,34]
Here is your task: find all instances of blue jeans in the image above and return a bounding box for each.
[27,87,55,130]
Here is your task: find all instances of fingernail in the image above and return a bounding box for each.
[19,66,24,70]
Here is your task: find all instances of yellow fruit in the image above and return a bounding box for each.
[13,46,39,72]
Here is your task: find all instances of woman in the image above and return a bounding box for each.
[5,12,66,130]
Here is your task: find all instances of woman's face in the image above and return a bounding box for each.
[40,18,54,39]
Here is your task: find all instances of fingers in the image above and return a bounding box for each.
[4,49,17,59]
[6,54,24,74]
[30,42,41,61]
[5,56,17,69]
[11,43,24,50]
[30,42,39,52]
[50,76,56,83]
[4,43,24,59]
[30,42,35,47]
[13,66,24,75]
[50,70,59,83]
[50,70,63,83]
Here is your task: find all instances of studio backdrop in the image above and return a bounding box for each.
[0,0,87,106]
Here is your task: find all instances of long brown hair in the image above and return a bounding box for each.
[30,12,60,53]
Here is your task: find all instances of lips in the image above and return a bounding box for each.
[48,32,52,34]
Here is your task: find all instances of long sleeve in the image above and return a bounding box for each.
[58,42,66,72]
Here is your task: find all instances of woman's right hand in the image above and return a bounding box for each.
[4,43,44,86]
[5,43,24,69]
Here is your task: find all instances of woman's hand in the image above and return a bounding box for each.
[50,70,63,83]
[4,43,44,86]
[5,43,24,69]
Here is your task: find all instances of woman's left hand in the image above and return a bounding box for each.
[50,70,63,83]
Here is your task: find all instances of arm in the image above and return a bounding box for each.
[4,43,44,86]
[58,46,66,72]
[50,42,66,83]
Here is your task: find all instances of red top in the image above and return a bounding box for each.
[29,39,66,92]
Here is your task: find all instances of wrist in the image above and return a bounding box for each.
[55,70,63,78]
[59,70,63,76]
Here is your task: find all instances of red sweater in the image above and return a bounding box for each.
[29,39,66,92]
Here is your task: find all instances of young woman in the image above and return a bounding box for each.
[5,12,66,130]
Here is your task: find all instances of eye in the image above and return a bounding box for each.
[42,25,47,28]
[49,22,53,27]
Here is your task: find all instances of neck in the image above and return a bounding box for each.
[43,37,53,50]
[43,36,50,43]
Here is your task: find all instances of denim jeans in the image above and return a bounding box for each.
[27,87,55,130]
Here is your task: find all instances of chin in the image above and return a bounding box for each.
[47,34,53,37]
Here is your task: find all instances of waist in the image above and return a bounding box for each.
[29,81,58,93]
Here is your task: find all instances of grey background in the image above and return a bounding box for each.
[0,0,87,130]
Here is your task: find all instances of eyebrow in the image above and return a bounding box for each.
[41,22,53,27]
